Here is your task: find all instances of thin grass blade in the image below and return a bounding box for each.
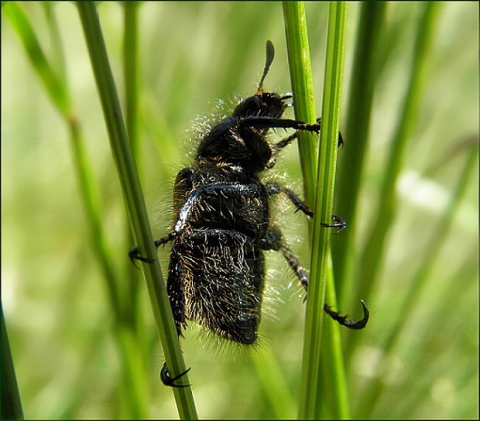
[76,3,198,419]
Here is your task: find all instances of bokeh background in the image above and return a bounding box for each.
[2,2,478,419]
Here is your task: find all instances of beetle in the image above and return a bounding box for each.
[131,41,368,386]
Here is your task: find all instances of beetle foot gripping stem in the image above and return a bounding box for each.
[160,362,191,388]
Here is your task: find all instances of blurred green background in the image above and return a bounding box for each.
[2,2,478,419]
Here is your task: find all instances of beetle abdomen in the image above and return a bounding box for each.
[169,229,264,345]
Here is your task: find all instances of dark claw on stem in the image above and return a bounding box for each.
[321,214,347,234]
[160,362,191,388]
[324,299,369,330]
[128,246,155,265]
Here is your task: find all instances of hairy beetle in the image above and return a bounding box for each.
[131,41,368,387]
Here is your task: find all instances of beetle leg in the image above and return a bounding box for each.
[272,231,369,330]
[324,300,369,330]
[321,214,347,234]
[266,182,313,217]
[160,362,191,388]
[128,232,177,264]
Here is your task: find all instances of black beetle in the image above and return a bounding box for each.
[131,41,368,386]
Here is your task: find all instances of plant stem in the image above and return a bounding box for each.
[283,1,318,202]
[77,4,197,419]
[284,2,349,418]
[332,2,387,302]
[357,140,478,417]
[349,2,442,351]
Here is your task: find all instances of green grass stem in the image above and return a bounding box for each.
[252,348,297,418]
[76,3,197,419]
[122,1,144,340]
[332,2,387,302]
[4,3,152,417]
[357,139,478,417]
[282,1,318,201]
[352,3,442,318]
[284,2,349,418]
[3,1,122,324]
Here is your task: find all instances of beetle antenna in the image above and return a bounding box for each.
[257,40,275,94]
